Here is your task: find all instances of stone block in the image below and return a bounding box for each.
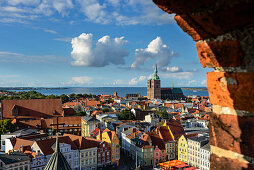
[207,72,254,112]
[196,40,244,68]
[210,113,254,157]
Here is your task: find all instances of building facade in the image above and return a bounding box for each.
[100,129,120,166]
[0,152,30,170]
[187,135,209,168]
[200,143,210,170]
[178,135,188,162]
[81,116,100,137]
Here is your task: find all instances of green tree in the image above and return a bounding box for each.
[155,110,168,119]
[102,108,109,113]
[69,93,76,98]
[77,111,86,116]
[0,119,15,135]
[60,94,69,103]
[120,110,134,120]
[46,94,58,99]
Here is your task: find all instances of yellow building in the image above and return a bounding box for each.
[81,116,100,137]
[99,128,120,166]
[178,135,188,162]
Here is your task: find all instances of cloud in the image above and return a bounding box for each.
[52,0,73,16]
[163,66,182,72]
[201,80,207,86]
[187,80,197,86]
[129,76,146,85]
[160,72,193,80]
[54,37,72,42]
[113,79,125,85]
[71,33,129,67]
[77,0,109,24]
[0,51,66,63]
[72,76,93,85]
[131,37,176,69]
[6,0,41,6]
[0,18,28,24]
[43,29,57,34]
[0,75,19,78]
[0,0,174,25]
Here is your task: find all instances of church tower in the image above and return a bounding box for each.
[147,64,161,99]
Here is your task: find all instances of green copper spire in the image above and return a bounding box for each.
[152,64,160,80]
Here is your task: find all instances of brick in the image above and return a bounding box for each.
[207,72,254,112]
[174,15,213,41]
[153,0,216,14]
[210,154,254,170]
[209,113,254,157]
[196,40,244,68]
[191,3,254,36]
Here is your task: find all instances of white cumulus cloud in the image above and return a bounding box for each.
[129,76,146,85]
[131,37,175,69]
[71,33,129,67]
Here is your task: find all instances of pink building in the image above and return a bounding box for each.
[147,132,166,164]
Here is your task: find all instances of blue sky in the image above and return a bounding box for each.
[0,0,211,87]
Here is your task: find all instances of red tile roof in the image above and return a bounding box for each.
[1,99,64,119]
[166,119,186,140]
[157,126,174,142]
[146,132,165,150]
[35,136,78,155]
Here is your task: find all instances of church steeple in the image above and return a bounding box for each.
[44,134,72,170]
[152,64,160,80]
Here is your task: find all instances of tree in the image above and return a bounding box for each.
[120,110,134,120]
[102,108,109,113]
[77,111,86,116]
[0,119,15,135]
[46,94,58,99]
[69,93,76,98]
[155,110,168,119]
[60,94,69,103]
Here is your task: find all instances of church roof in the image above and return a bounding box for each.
[44,135,72,170]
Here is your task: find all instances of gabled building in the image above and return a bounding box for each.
[178,135,188,162]
[99,128,120,166]
[146,132,166,164]
[44,135,72,170]
[156,126,176,160]
[81,116,100,137]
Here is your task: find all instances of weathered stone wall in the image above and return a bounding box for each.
[153,0,254,169]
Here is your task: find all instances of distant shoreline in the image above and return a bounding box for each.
[181,87,208,91]
[0,87,69,91]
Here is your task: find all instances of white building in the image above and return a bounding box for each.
[145,113,160,127]
[1,129,39,152]
[0,151,30,170]
[200,143,210,170]
[187,135,209,168]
